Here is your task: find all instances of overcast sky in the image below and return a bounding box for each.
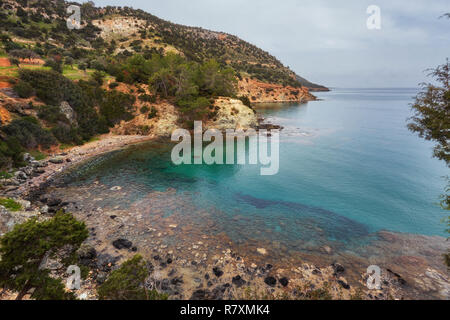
[90,0,450,88]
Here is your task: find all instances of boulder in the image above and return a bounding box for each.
[279,277,289,287]
[59,101,78,126]
[331,263,345,275]
[337,280,350,290]
[232,275,246,288]
[212,267,224,278]
[264,276,277,287]
[49,157,64,164]
[112,238,133,250]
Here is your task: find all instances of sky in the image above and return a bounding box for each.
[89,0,450,88]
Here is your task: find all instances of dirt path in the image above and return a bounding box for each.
[0,58,11,67]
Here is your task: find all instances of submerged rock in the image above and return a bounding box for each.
[232,275,246,287]
[337,280,350,290]
[332,263,345,275]
[264,276,277,287]
[112,238,133,250]
[212,267,224,278]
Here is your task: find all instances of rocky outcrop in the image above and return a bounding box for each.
[238,78,316,103]
[112,102,180,138]
[206,97,258,131]
[59,101,78,126]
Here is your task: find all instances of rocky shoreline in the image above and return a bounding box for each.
[1,134,449,301]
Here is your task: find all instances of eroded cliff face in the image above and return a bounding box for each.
[238,78,316,103]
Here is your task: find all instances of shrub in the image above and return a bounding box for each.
[37,105,69,125]
[148,107,158,119]
[2,117,57,150]
[0,198,22,211]
[14,81,35,98]
[98,255,168,300]
[0,137,24,169]
[100,91,135,126]
[0,211,88,300]
[238,96,252,108]
[140,105,149,114]
[108,82,119,89]
[138,94,156,103]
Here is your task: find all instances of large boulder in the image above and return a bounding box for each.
[59,101,78,126]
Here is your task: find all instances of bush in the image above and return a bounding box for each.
[37,105,69,125]
[14,81,35,98]
[19,69,105,140]
[148,107,158,119]
[138,94,156,103]
[0,211,88,300]
[140,105,149,114]
[0,137,24,169]
[2,117,57,150]
[109,82,119,89]
[98,255,168,300]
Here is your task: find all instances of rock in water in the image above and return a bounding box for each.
[212,267,224,278]
[331,263,345,275]
[337,280,350,290]
[279,277,289,287]
[264,276,277,287]
[112,238,133,250]
[257,248,267,255]
[232,275,246,287]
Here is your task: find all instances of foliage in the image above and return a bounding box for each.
[0,198,22,211]
[44,58,63,74]
[408,60,450,166]
[2,117,57,150]
[9,57,20,67]
[13,80,35,98]
[98,255,168,300]
[239,96,252,108]
[408,58,450,268]
[0,211,88,300]
[304,287,333,300]
[148,107,158,119]
[0,137,24,169]
[99,90,135,126]
[37,105,69,125]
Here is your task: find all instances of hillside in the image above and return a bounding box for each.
[0,0,327,90]
[0,0,325,171]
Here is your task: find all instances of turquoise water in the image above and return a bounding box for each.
[62,88,448,251]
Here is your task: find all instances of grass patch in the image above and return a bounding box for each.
[29,150,47,161]
[87,136,100,143]
[0,65,50,77]
[0,198,22,211]
[0,171,13,179]
[59,143,75,150]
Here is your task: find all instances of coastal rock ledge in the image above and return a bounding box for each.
[206,97,258,131]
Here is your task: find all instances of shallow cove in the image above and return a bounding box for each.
[50,88,448,289]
